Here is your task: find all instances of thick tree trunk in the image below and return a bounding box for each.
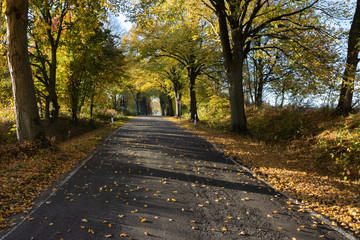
[166,94,174,116]
[336,0,360,114]
[6,0,45,142]
[215,2,248,134]
[255,79,264,107]
[174,90,182,117]
[228,54,248,133]
[188,67,199,121]
[159,95,166,115]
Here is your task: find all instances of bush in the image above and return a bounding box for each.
[0,108,16,144]
[198,94,230,130]
[315,113,360,180]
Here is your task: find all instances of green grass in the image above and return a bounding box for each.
[197,105,360,180]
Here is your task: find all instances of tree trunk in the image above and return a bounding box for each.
[228,53,248,133]
[188,67,199,121]
[159,95,166,115]
[49,50,60,121]
[174,89,180,117]
[71,82,79,123]
[6,0,45,142]
[336,0,360,114]
[166,94,174,116]
[215,3,248,133]
[174,90,182,117]
[175,96,179,117]
[136,92,140,115]
[280,85,286,108]
[255,78,264,107]
[90,90,95,118]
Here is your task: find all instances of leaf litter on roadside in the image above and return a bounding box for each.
[170,117,360,236]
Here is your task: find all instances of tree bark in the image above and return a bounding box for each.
[175,93,179,117]
[6,0,45,142]
[255,78,264,107]
[174,90,182,117]
[166,94,174,116]
[188,66,199,121]
[216,2,248,133]
[90,88,95,118]
[49,49,60,121]
[228,50,248,133]
[159,95,166,115]
[173,85,182,117]
[136,92,140,115]
[336,0,360,114]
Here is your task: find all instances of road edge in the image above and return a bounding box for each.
[0,120,132,240]
[209,141,359,240]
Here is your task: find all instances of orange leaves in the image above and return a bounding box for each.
[0,121,129,229]
[172,117,360,235]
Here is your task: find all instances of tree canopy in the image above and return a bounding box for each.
[1,0,358,139]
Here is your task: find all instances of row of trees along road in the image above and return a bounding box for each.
[123,0,359,134]
[2,0,125,141]
[2,0,360,141]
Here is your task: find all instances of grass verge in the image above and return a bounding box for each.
[169,111,360,236]
[0,117,130,229]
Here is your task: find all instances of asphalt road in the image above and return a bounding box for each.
[0,116,354,240]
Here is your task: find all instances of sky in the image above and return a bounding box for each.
[116,14,133,32]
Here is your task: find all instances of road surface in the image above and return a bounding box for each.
[0,117,354,240]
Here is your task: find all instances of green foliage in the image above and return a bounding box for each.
[198,94,230,130]
[0,108,16,144]
[315,114,360,180]
[248,107,313,142]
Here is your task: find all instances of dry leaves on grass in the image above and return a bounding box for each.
[170,117,360,236]
[0,121,128,229]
